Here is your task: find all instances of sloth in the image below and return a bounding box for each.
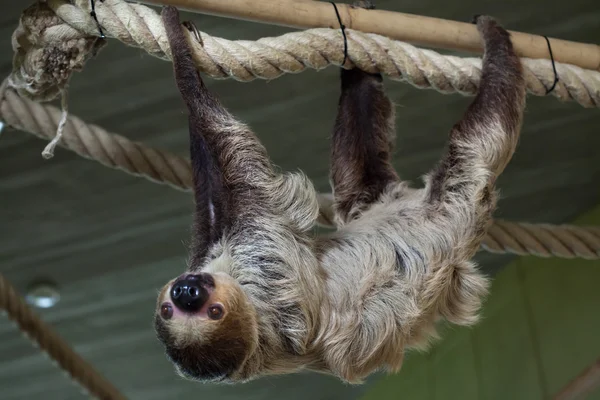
[154,5,526,384]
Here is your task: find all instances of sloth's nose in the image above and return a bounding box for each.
[170,275,209,312]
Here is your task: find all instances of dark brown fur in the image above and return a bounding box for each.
[162,8,280,267]
[331,69,400,224]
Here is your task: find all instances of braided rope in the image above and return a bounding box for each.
[483,221,600,260]
[0,273,126,400]
[1,85,599,259]
[7,0,599,108]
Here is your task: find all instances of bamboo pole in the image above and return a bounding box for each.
[553,357,600,400]
[139,0,600,72]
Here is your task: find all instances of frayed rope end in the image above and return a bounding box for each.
[41,89,69,160]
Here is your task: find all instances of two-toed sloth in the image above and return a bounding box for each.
[154,6,526,384]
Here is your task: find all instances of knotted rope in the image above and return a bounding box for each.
[7,0,600,109]
[0,273,126,400]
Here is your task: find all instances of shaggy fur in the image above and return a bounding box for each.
[154,6,526,384]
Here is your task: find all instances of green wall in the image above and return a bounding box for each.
[362,206,600,400]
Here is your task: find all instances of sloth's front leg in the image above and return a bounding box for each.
[162,6,279,264]
[425,15,526,256]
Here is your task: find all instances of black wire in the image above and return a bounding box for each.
[329,2,348,66]
[543,35,559,94]
[90,0,106,38]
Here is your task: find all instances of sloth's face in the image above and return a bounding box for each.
[154,271,258,382]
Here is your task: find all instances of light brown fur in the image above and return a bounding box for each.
[154,7,526,385]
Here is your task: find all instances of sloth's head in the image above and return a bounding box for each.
[154,272,259,382]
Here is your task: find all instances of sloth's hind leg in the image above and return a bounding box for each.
[330,68,400,224]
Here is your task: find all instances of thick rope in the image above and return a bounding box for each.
[0,273,127,400]
[8,0,600,109]
[1,85,599,259]
[1,86,192,192]
[483,221,600,260]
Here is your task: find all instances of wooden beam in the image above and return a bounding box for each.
[140,0,600,71]
[553,357,600,400]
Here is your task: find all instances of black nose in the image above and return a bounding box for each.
[170,275,209,312]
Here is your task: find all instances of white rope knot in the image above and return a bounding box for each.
[9,1,106,103]
[9,2,105,157]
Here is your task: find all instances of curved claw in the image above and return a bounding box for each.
[182,20,203,46]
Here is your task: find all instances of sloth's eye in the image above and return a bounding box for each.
[208,304,224,320]
[161,303,173,320]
